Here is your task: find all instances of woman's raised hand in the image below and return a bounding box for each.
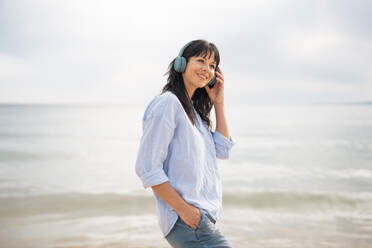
[204,67,225,105]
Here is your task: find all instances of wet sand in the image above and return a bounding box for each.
[1,206,372,248]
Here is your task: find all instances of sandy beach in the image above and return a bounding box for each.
[1,191,372,248]
[1,104,372,247]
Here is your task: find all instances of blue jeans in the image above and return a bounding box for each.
[165,209,232,248]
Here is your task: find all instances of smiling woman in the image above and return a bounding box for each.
[182,55,218,96]
[134,40,235,248]
[162,40,222,129]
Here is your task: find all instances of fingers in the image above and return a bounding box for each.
[185,215,200,229]
[216,71,224,82]
[192,209,202,228]
[204,84,211,93]
[182,206,202,229]
[217,67,223,76]
[192,211,201,228]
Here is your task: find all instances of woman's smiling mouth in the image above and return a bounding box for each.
[197,73,207,80]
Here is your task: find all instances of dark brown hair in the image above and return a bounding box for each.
[161,39,220,130]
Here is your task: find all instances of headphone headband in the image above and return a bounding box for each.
[173,40,217,88]
[177,41,193,57]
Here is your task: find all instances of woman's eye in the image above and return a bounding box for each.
[198,58,215,69]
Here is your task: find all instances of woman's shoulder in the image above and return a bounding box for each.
[143,91,182,121]
[156,91,181,107]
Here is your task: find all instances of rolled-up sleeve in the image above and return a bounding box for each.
[135,99,178,189]
[212,130,236,159]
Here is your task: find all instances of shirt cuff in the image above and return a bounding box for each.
[212,130,236,149]
[140,167,169,189]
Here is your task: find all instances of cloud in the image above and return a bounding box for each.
[0,0,371,104]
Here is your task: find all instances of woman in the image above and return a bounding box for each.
[135,39,235,248]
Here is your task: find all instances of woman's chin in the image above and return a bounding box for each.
[191,79,208,88]
[197,81,208,88]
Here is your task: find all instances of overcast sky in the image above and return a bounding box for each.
[1,0,371,105]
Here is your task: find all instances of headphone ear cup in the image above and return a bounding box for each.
[174,56,187,73]
[173,57,182,72]
[179,57,187,72]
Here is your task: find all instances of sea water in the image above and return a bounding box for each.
[0,103,371,248]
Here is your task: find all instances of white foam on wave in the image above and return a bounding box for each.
[333,169,372,179]
[222,188,372,213]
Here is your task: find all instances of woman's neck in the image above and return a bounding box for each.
[183,81,196,99]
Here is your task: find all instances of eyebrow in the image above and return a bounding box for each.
[199,56,216,65]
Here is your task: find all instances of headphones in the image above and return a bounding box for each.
[173,41,217,88]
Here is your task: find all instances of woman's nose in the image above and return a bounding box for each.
[201,64,212,73]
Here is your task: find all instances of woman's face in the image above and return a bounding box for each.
[182,53,217,90]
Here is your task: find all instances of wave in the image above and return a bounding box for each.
[223,189,372,212]
[0,149,43,162]
[0,192,154,219]
[0,149,74,162]
[1,190,371,219]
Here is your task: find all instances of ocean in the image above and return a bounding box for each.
[0,103,371,248]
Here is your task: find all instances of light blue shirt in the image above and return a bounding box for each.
[135,91,235,237]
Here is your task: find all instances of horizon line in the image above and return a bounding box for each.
[0,100,372,106]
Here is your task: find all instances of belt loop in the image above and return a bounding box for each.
[200,209,216,224]
[206,213,216,224]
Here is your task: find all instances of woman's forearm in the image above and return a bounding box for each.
[214,103,230,139]
[151,181,190,214]
[151,181,201,228]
